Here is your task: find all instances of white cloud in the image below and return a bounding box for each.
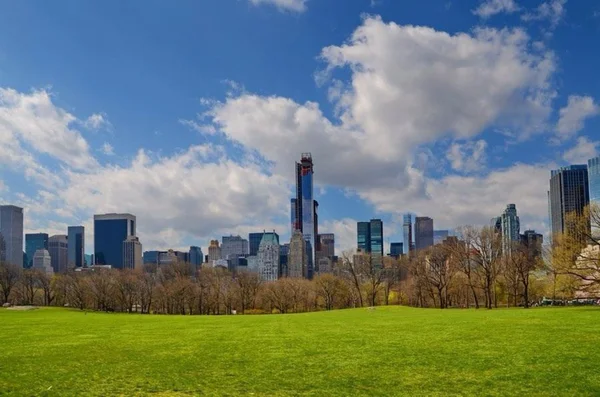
[562,136,599,164]
[0,88,98,170]
[248,0,307,13]
[205,18,555,188]
[556,95,599,138]
[522,0,567,28]
[446,140,488,173]
[101,142,115,156]
[84,112,110,130]
[179,119,217,135]
[358,163,552,233]
[58,146,290,250]
[473,0,520,18]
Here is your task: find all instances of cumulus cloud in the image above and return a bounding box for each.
[248,0,307,13]
[0,88,98,170]
[522,0,567,28]
[101,142,115,156]
[446,140,488,173]
[556,95,600,138]
[358,163,552,233]
[84,113,110,130]
[562,136,599,164]
[473,0,520,18]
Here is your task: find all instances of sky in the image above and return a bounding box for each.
[0,0,599,256]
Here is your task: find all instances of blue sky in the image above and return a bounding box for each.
[0,0,599,255]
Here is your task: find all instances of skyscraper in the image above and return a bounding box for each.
[189,246,203,267]
[123,236,142,270]
[318,233,335,259]
[501,204,520,254]
[403,214,413,255]
[94,213,136,269]
[390,242,403,258]
[221,235,249,260]
[279,243,289,278]
[415,217,434,251]
[32,249,53,275]
[257,232,279,281]
[290,153,317,279]
[249,232,279,256]
[25,233,48,269]
[67,226,85,269]
[357,222,371,252]
[520,230,543,259]
[0,205,24,267]
[549,165,589,237]
[589,157,600,203]
[370,219,383,266]
[48,235,68,273]
[208,240,221,262]
[433,230,449,245]
[288,230,307,278]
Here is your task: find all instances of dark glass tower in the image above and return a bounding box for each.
[25,233,49,269]
[290,153,317,278]
[403,214,413,255]
[549,165,589,237]
[589,156,600,206]
[68,226,85,268]
[357,222,371,252]
[390,242,403,258]
[415,217,434,251]
[94,213,136,269]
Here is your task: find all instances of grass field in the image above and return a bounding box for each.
[1,307,600,396]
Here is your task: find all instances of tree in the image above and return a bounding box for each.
[553,204,600,296]
[235,270,262,314]
[0,261,21,304]
[38,272,56,306]
[340,251,364,307]
[446,228,480,309]
[17,269,39,305]
[314,273,344,310]
[424,244,456,309]
[469,226,502,309]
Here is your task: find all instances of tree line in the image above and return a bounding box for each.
[1,205,598,313]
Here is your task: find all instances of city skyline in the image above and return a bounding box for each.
[1,1,600,258]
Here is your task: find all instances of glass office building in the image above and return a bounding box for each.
[390,242,403,258]
[549,165,589,236]
[94,213,136,269]
[589,157,600,205]
[0,205,24,267]
[189,246,203,267]
[403,214,413,255]
[357,222,371,252]
[67,226,85,268]
[25,233,48,269]
[415,217,434,251]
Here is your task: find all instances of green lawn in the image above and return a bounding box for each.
[1,307,599,396]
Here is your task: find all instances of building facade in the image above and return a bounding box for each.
[288,230,307,278]
[501,204,520,254]
[122,236,142,270]
[290,153,317,279]
[208,240,221,261]
[415,217,434,251]
[549,165,589,237]
[433,230,449,245]
[0,205,24,267]
[257,232,279,281]
[189,246,203,267]
[520,230,543,259]
[48,235,68,273]
[25,233,48,269]
[221,235,249,260]
[94,213,136,269]
[390,242,404,258]
[357,222,371,253]
[318,233,335,259]
[403,214,413,255]
[67,226,85,269]
[279,243,289,277]
[32,249,53,275]
[589,156,600,205]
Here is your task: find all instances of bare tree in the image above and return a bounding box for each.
[314,273,344,310]
[235,270,262,314]
[0,261,21,304]
[447,227,480,308]
[340,251,364,307]
[424,244,456,309]
[469,226,502,309]
[17,269,39,305]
